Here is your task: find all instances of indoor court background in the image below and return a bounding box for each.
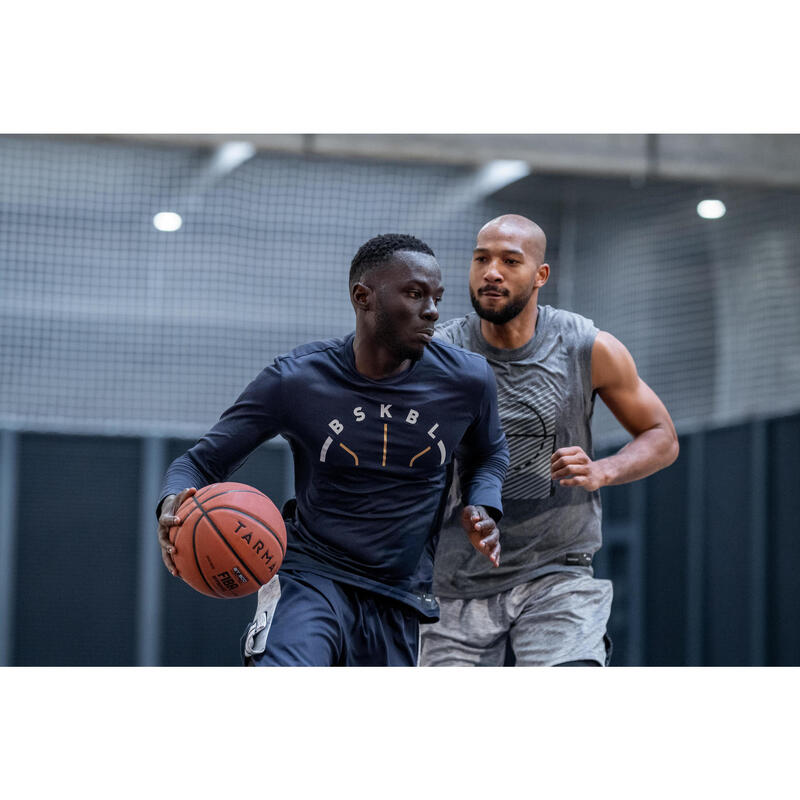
[1,133,798,666]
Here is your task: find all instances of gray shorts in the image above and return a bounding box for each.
[419,571,613,666]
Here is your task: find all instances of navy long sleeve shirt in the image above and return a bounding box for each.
[160,333,509,620]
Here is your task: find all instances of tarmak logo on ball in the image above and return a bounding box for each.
[233,519,279,574]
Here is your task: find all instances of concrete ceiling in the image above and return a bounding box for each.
[84,133,800,189]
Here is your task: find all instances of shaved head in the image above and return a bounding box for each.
[478,214,547,265]
[469,213,550,327]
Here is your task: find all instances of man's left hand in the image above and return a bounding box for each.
[551,446,607,492]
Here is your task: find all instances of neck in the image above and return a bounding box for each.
[352,331,411,380]
[479,300,539,350]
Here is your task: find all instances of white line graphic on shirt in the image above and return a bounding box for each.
[498,382,557,500]
[320,436,333,461]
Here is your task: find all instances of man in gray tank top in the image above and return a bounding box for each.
[419,214,679,666]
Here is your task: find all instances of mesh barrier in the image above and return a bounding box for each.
[0,136,531,436]
[1,135,799,445]
[561,176,800,443]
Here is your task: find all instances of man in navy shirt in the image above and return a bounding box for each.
[156,234,509,666]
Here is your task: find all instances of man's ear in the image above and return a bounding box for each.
[535,263,550,289]
[352,281,373,310]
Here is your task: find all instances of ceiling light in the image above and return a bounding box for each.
[697,199,726,219]
[475,160,531,196]
[210,141,257,175]
[153,212,183,232]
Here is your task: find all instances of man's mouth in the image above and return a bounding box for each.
[418,328,434,342]
[478,287,508,298]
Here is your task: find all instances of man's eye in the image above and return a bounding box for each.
[408,290,421,298]
[434,297,442,305]
[473,256,486,263]
[505,259,519,265]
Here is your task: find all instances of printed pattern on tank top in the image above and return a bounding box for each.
[497,381,556,500]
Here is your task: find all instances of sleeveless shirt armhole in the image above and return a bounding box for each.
[582,324,600,416]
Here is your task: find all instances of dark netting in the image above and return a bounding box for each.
[1,135,799,447]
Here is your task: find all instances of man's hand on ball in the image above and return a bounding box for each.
[157,487,196,576]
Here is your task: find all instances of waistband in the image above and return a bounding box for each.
[559,552,593,567]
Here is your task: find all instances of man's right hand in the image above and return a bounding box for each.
[460,504,501,567]
[157,487,197,576]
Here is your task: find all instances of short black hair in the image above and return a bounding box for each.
[349,233,435,288]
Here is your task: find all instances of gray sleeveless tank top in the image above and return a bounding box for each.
[432,305,602,598]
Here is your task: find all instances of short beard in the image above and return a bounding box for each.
[470,289,529,325]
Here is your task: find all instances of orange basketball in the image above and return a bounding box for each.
[169,482,287,599]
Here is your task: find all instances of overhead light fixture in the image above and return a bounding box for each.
[475,160,530,196]
[153,211,183,232]
[697,199,726,219]
[210,141,257,176]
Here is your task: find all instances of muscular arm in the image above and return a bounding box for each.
[551,331,679,490]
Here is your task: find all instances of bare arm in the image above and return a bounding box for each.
[551,331,679,491]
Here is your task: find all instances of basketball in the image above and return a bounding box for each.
[169,482,287,599]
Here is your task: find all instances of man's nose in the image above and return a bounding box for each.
[421,297,439,321]
[482,260,503,282]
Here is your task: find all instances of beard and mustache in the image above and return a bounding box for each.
[470,284,534,324]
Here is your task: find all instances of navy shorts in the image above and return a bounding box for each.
[240,570,420,666]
